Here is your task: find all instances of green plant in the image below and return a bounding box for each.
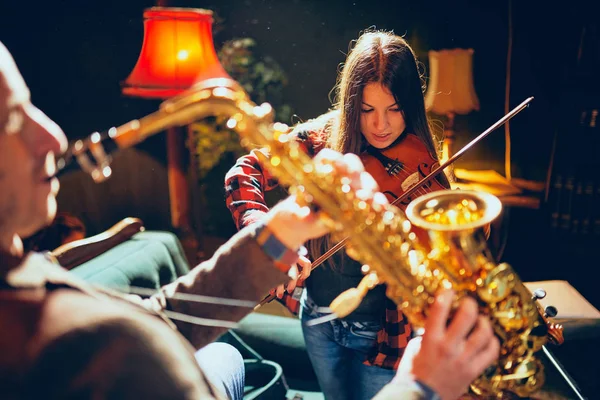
[189,37,294,179]
[219,37,293,122]
[187,33,294,238]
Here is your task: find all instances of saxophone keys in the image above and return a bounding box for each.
[476,263,515,304]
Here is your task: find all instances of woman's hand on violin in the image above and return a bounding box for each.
[275,255,311,298]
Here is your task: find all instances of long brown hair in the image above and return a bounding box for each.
[308,30,443,267]
[329,29,440,156]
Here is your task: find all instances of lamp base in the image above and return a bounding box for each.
[441,134,453,165]
[167,126,201,265]
[440,112,456,164]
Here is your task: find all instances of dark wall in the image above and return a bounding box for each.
[2,0,594,175]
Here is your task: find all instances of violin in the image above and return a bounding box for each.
[360,132,449,210]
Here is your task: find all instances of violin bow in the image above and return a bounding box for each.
[255,96,534,310]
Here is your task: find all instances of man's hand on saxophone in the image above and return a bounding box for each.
[385,289,500,400]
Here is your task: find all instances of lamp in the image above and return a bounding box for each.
[425,48,480,163]
[122,7,230,98]
[122,7,229,262]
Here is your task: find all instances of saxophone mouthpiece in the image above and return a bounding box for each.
[47,128,121,183]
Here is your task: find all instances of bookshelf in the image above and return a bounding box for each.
[546,108,599,237]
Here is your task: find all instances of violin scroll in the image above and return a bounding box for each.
[547,321,565,345]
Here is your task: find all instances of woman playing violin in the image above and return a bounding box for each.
[224,29,450,400]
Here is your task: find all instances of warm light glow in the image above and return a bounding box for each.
[176,49,189,61]
[122,7,231,99]
[425,48,480,115]
[226,118,237,129]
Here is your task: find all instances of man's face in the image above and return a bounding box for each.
[0,42,67,245]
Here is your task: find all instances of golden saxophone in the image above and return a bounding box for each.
[57,78,563,398]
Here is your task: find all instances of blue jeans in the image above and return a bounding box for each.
[300,295,395,400]
[195,342,245,400]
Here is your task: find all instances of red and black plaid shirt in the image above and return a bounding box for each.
[224,128,412,370]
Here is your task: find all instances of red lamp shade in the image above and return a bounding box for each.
[122,7,231,99]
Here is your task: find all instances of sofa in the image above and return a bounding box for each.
[53,218,321,399]
[58,220,600,400]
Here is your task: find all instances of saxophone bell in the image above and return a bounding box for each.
[405,190,503,299]
[405,190,554,398]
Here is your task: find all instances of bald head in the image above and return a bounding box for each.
[0,42,31,136]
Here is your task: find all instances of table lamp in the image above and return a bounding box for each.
[424,48,480,164]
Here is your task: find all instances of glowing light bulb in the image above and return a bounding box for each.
[177,50,189,61]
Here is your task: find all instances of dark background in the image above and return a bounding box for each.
[1,0,599,306]
[1,0,595,173]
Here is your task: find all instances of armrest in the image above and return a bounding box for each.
[51,217,144,270]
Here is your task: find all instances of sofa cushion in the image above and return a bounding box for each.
[70,231,190,291]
